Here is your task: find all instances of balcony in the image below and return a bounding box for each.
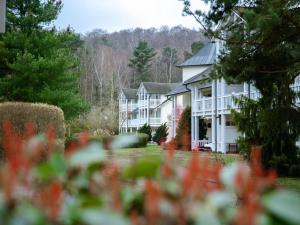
[139,99,162,108]
[193,91,261,115]
[139,117,161,126]
[120,103,138,112]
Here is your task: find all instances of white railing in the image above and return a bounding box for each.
[120,103,138,112]
[192,140,211,149]
[150,99,161,107]
[128,119,139,127]
[139,117,161,126]
[193,91,262,114]
[150,117,161,124]
[138,99,162,108]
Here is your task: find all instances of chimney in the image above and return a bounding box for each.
[0,0,6,33]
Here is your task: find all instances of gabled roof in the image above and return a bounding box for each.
[142,82,180,94]
[178,42,217,67]
[121,88,138,99]
[167,84,190,96]
[183,67,212,85]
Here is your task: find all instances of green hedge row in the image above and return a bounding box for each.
[66,133,149,149]
[0,102,65,157]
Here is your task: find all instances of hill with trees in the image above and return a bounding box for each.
[77,26,206,134]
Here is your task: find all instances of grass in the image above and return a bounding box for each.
[109,144,300,192]
[110,144,240,166]
[276,177,300,192]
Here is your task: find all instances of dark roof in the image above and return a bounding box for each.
[167,84,190,96]
[183,67,212,85]
[142,82,180,94]
[121,88,138,99]
[178,42,217,67]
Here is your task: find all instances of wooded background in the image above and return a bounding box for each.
[77,26,205,134]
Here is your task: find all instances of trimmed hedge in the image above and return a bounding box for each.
[0,102,65,151]
[66,133,149,150]
[124,133,148,148]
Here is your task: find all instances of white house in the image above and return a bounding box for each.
[119,82,179,134]
[119,41,300,150]
[173,40,300,153]
[119,88,138,133]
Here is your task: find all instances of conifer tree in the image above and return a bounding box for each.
[128,40,156,88]
[0,0,88,119]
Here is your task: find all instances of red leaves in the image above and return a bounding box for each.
[234,146,277,225]
[0,121,64,221]
[37,181,63,220]
[145,180,163,225]
[182,152,223,195]
[0,121,285,225]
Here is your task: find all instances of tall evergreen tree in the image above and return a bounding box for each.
[184,41,204,60]
[0,0,88,119]
[128,40,156,88]
[182,0,300,175]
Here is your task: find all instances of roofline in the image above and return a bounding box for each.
[166,89,190,97]
[177,63,214,68]
[120,89,138,99]
[183,78,210,85]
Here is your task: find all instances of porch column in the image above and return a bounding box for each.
[143,95,146,124]
[212,80,217,152]
[138,94,141,128]
[221,114,226,153]
[147,94,150,124]
[191,116,195,148]
[195,116,199,141]
[221,78,226,111]
[126,100,128,133]
[172,95,176,137]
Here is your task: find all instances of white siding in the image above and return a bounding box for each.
[182,66,209,82]
[161,100,173,139]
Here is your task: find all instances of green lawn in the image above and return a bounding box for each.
[277,177,300,192]
[109,144,300,192]
[110,144,241,166]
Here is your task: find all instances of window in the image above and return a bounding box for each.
[201,88,212,97]
[226,121,236,126]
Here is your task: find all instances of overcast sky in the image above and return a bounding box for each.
[54,0,207,34]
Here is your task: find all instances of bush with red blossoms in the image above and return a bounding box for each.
[0,121,300,225]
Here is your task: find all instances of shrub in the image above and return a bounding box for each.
[66,133,149,150]
[1,128,300,225]
[153,123,168,145]
[125,133,149,148]
[175,107,191,150]
[138,123,152,142]
[0,103,66,156]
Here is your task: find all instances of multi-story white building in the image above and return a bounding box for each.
[119,82,179,134]
[119,41,300,150]
[171,41,300,153]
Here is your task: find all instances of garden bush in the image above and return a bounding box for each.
[0,102,65,154]
[125,133,148,148]
[153,123,168,145]
[138,123,152,142]
[1,128,300,225]
[175,107,191,150]
[66,133,148,150]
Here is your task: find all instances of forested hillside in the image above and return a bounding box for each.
[77,26,205,134]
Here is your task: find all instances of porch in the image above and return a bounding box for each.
[191,115,240,153]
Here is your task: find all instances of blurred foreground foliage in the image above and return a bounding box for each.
[0,122,300,225]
